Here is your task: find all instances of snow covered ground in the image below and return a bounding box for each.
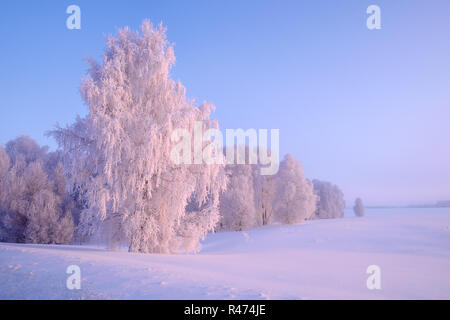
[0,207,449,300]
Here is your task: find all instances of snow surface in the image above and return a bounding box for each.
[0,208,449,299]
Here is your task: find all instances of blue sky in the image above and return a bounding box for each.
[0,0,449,206]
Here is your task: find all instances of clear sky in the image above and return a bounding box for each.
[0,0,449,206]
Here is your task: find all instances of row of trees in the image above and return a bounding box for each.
[218,153,366,232]
[219,153,318,231]
[0,135,363,246]
[0,21,364,253]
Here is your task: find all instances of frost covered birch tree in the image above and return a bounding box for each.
[219,163,258,231]
[253,171,275,226]
[51,21,226,253]
[218,146,278,231]
[219,164,276,231]
[273,154,316,224]
[312,179,345,219]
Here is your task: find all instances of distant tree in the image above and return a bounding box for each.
[353,198,365,217]
[436,200,450,208]
[273,154,317,224]
[312,179,345,219]
[50,21,226,253]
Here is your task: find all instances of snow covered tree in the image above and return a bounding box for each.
[273,154,317,224]
[50,21,226,253]
[0,137,74,244]
[21,162,73,244]
[312,179,345,219]
[219,162,259,231]
[253,172,275,226]
[353,198,365,217]
[218,145,279,231]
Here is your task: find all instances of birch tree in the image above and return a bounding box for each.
[273,154,317,224]
[51,21,226,253]
[312,179,345,219]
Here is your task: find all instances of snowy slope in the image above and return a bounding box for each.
[0,208,449,300]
